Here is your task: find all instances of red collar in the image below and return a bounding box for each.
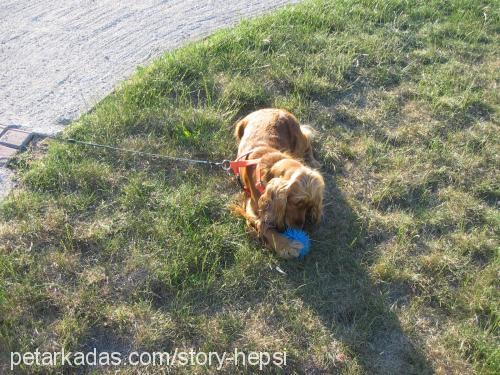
[229,157,266,195]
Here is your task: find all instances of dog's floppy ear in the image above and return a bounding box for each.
[234,118,248,141]
[306,170,325,225]
[258,177,289,231]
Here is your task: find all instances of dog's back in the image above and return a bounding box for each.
[234,108,311,159]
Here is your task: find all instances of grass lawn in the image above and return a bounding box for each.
[1,0,498,373]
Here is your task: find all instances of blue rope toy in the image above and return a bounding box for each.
[283,228,311,259]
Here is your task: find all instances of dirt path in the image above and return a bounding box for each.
[0,0,298,134]
[0,0,298,198]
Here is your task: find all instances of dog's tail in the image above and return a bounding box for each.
[300,124,317,143]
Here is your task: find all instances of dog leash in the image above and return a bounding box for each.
[19,130,265,192]
[23,130,231,170]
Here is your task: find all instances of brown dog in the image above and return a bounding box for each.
[232,108,324,258]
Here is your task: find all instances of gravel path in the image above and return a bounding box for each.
[0,0,299,133]
[0,0,298,198]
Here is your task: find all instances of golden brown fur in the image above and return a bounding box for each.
[233,108,324,258]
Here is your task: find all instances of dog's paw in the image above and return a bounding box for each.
[276,238,302,259]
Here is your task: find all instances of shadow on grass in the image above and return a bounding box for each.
[280,171,433,374]
[106,125,434,373]
[136,166,435,373]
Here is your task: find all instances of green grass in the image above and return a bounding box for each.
[1,0,499,373]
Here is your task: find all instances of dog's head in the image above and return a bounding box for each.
[258,165,324,231]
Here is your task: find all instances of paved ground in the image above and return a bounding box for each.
[0,0,299,199]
